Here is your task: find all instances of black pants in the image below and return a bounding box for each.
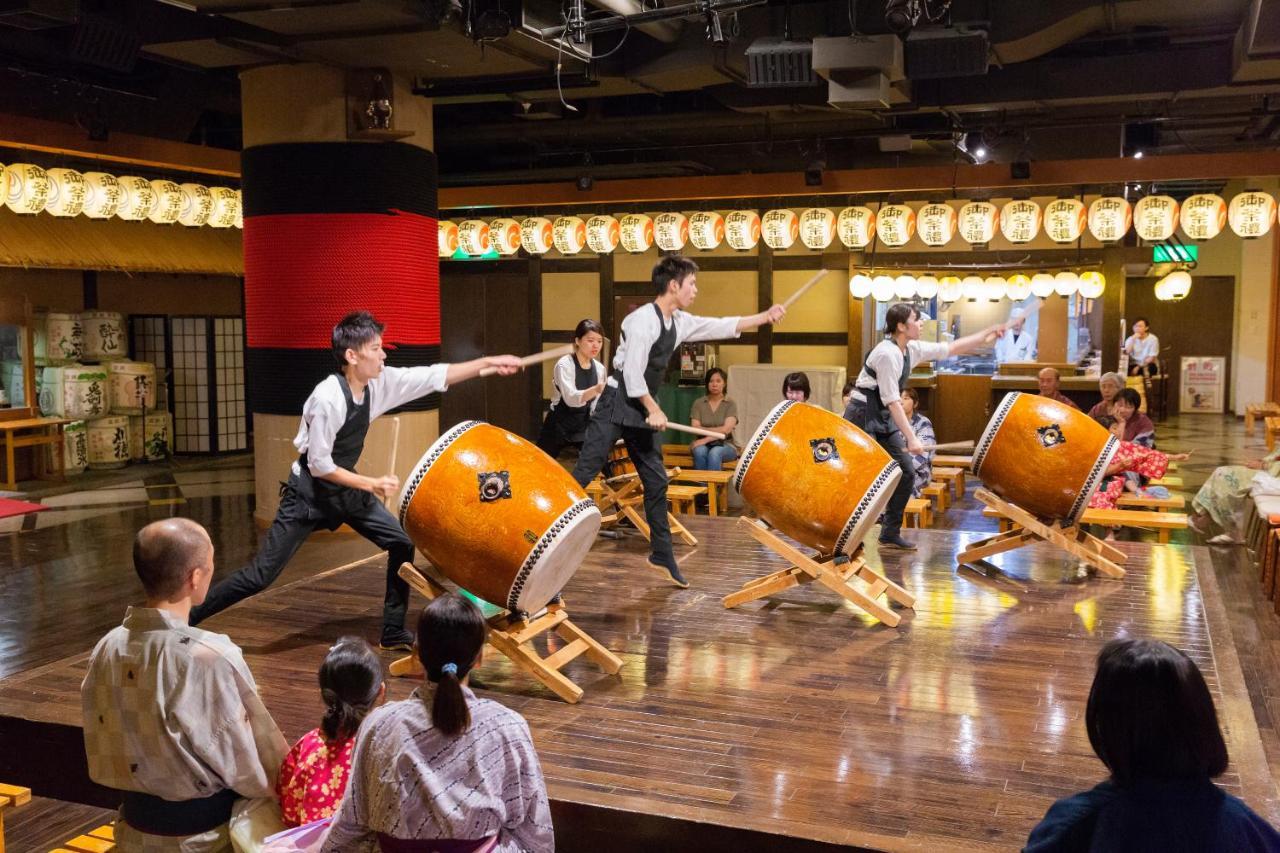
[536,413,584,459]
[1129,362,1157,379]
[190,475,415,634]
[844,398,914,541]
[571,389,673,564]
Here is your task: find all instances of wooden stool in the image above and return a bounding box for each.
[666,484,707,515]
[1080,509,1189,544]
[57,823,116,852]
[1267,417,1280,452]
[587,466,698,547]
[1117,494,1185,512]
[1261,528,1280,602]
[0,783,31,853]
[904,497,932,528]
[934,466,965,499]
[670,469,733,516]
[922,482,949,512]
[1246,403,1280,436]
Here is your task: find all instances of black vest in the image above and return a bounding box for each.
[861,342,911,436]
[303,373,371,497]
[613,303,677,404]
[548,355,596,439]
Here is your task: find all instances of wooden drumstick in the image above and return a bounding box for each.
[781,269,833,312]
[479,344,573,377]
[918,440,975,453]
[664,422,729,440]
[985,297,1044,342]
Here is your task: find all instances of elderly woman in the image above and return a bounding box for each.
[1190,448,1280,544]
[1088,372,1125,419]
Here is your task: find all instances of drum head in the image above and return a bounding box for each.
[510,501,600,613]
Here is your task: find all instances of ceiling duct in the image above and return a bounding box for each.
[811,34,909,109]
[904,25,989,79]
[745,37,820,87]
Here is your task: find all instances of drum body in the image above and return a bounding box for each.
[973,392,1118,524]
[88,416,130,469]
[45,313,82,364]
[81,311,125,361]
[398,421,601,614]
[732,401,901,556]
[110,360,157,414]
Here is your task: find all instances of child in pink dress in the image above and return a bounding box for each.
[1089,415,1193,512]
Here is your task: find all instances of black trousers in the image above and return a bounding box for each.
[535,412,584,459]
[1129,361,1158,379]
[190,475,415,633]
[844,398,914,541]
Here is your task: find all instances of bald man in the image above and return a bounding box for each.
[82,519,287,851]
[1038,367,1079,409]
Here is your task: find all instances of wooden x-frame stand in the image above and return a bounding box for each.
[389,563,624,704]
[723,518,916,627]
[588,466,698,547]
[958,489,1127,579]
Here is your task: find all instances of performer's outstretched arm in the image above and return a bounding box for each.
[445,355,522,385]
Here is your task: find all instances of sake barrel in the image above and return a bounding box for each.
[38,366,64,416]
[81,311,126,361]
[109,360,157,414]
[128,413,169,462]
[57,419,88,475]
[45,313,82,364]
[62,365,109,420]
[87,416,130,469]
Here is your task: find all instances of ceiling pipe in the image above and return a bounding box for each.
[582,0,682,43]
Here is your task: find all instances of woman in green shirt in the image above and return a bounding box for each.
[689,368,739,471]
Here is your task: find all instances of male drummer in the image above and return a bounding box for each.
[571,256,786,588]
[190,311,522,650]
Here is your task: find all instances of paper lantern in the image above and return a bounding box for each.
[115,176,156,221]
[799,208,835,249]
[1155,270,1192,302]
[916,275,939,298]
[875,204,915,247]
[1134,195,1179,241]
[849,273,873,299]
[938,275,963,302]
[520,217,553,254]
[1001,200,1041,244]
[961,275,984,300]
[1006,273,1032,301]
[585,215,620,254]
[894,274,916,299]
[959,202,1000,245]
[725,210,761,250]
[1044,199,1086,243]
[1030,272,1056,298]
[458,219,492,255]
[1228,191,1276,239]
[44,168,85,217]
[837,206,876,248]
[1054,271,1078,296]
[1179,193,1227,241]
[81,172,122,220]
[917,203,956,247]
[147,180,183,225]
[438,220,460,256]
[762,208,798,249]
[654,212,689,251]
[4,163,49,214]
[1078,271,1106,299]
[619,214,654,253]
[871,275,897,302]
[490,218,522,255]
[552,215,587,254]
[1088,196,1131,243]
[234,193,243,229]
[208,186,239,229]
[689,211,724,250]
[177,183,213,227]
[983,275,1006,301]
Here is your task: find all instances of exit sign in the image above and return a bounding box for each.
[1153,244,1198,263]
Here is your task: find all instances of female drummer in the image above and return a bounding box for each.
[845,303,1006,551]
[536,319,606,459]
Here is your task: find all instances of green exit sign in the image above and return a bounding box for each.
[1153,244,1198,263]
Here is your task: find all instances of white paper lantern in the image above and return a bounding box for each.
[585,215,620,254]
[1030,272,1056,298]
[1044,199,1086,243]
[520,217,553,254]
[1179,193,1227,241]
[837,206,876,248]
[1006,273,1032,301]
[875,204,915,247]
[81,172,122,220]
[552,216,586,254]
[689,211,724,250]
[762,208,798,249]
[871,275,897,302]
[177,183,213,226]
[1088,196,1131,243]
[654,212,688,251]
[917,203,956,247]
[938,275,963,302]
[961,275,984,300]
[115,176,156,221]
[44,168,85,217]
[916,275,939,298]
[798,208,835,249]
[1155,270,1192,301]
[1001,200,1041,244]
[4,163,50,214]
[458,219,492,255]
[490,218,522,255]
[1054,271,1078,296]
[438,220,460,256]
[894,274,916,298]
[1077,270,1106,299]
[1134,195,1179,241]
[983,275,1006,301]
[147,180,183,225]
[959,202,1000,245]
[725,210,761,251]
[619,214,654,253]
[233,192,242,229]
[208,186,239,228]
[849,273,873,299]
[1228,191,1277,239]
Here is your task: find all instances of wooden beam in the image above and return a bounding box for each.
[757,246,772,364]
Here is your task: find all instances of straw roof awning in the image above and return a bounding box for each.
[0,211,242,275]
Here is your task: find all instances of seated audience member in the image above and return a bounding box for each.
[321,594,553,852]
[1088,415,1192,518]
[82,518,288,851]
[689,367,739,471]
[1191,447,1280,545]
[901,387,935,498]
[782,371,811,402]
[1025,638,1280,852]
[277,637,385,828]
[1037,367,1079,409]
[1088,372,1126,419]
[1110,387,1157,492]
[1124,317,1160,379]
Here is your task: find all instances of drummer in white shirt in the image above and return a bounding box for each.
[1124,317,1161,379]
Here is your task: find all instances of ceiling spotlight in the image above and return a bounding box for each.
[884,0,921,34]
[1134,150,1144,159]
[974,146,987,161]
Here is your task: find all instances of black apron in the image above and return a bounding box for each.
[546,356,597,442]
[296,373,374,524]
[607,303,677,427]
[861,342,911,437]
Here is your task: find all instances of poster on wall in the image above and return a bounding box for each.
[1180,356,1226,413]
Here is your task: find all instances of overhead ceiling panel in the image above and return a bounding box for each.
[144,37,281,67]
[301,30,540,77]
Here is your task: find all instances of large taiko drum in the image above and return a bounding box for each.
[398,421,601,614]
[732,400,901,556]
[973,391,1118,524]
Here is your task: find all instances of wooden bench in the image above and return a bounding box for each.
[0,417,71,490]
[670,469,732,516]
[661,443,736,472]
[1148,476,1182,489]
[922,482,949,512]
[933,466,965,499]
[982,507,1189,543]
[0,782,31,853]
[934,454,972,471]
[1117,494,1185,512]
[1246,402,1280,436]
[1268,417,1280,452]
[666,483,707,515]
[55,822,117,852]
[904,497,932,528]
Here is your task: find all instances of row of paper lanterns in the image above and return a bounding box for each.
[849,270,1109,303]
[443,190,1278,257]
[0,162,242,228]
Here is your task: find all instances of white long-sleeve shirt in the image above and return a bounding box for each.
[852,339,951,406]
[548,354,605,412]
[994,328,1037,362]
[293,364,450,478]
[608,306,741,399]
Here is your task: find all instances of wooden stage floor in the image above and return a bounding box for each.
[2,501,1278,851]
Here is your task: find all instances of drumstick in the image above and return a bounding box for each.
[781,269,833,312]
[664,422,729,440]
[918,440,974,453]
[984,298,1044,343]
[479,344,573,377]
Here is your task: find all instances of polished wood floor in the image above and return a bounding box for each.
[2,414,1279,851]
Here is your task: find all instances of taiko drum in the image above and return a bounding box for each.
[972,391,1118,523]
[732,401,901,556]
[398,421,601,614]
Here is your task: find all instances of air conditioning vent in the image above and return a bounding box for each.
[745,38,819,88]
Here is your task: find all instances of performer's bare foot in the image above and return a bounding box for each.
[646,556,689,588]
